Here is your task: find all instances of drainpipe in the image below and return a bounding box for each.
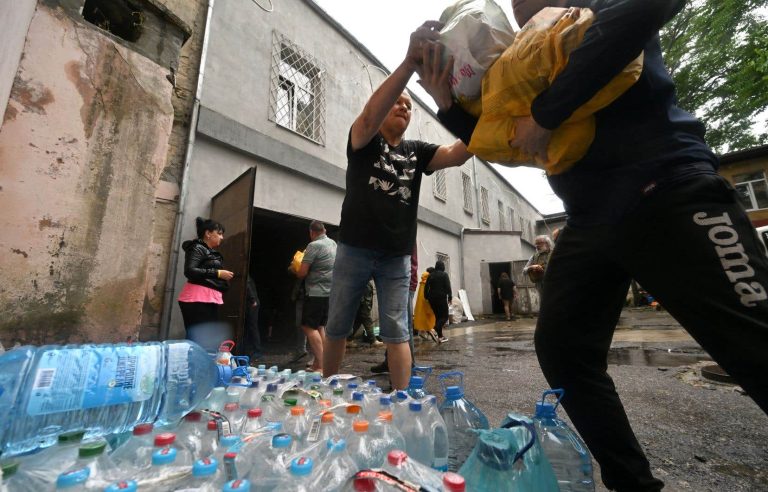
[459,227,466,290]
[160,0,215,340]
[471,156,482,228]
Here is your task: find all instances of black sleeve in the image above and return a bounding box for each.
[437,104,478,147]
[531,0,686,130]
[184,245,218,281]
[424,276,432,298]
[445,274,453,302]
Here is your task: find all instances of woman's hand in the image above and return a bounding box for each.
[218,269,234,281]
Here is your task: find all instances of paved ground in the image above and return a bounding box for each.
[258,308,768,491]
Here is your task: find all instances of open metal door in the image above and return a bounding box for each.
[210,167,256,352]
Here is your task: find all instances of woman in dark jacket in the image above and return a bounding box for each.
[177,217,233,336]
[424,260,452,343]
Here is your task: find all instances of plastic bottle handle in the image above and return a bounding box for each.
[437,371,464,394]
[540,388,565,412]
[218,340,236,353]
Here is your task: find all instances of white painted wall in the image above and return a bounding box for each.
[0,0,36,122]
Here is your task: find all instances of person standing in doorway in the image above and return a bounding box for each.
[522,235,553,296]
[178,217,233,342]
[294,220,336,373]
[424,260,452,343]
[321,21,472,390]
[497,272,518,321]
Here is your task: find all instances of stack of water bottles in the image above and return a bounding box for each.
[0,340,594,491]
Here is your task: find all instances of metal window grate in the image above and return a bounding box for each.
[498,200,505,230]
[461,172,473,213]
[269,31,326,145]
[507,206,515,231]
[519,217,527,240]
[436,252,450,276]
[433,169,447,201]
[480,187,490,224]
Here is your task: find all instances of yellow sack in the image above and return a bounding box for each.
[466,7,644,175]
[413,272,436,332]
[290,250,304,274]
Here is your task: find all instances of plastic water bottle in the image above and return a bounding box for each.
[145,447,185,489]
[391,391,410,424]
[316,437,359,491]
[424,396,449,471]
[199,420,220,459]
[344,383,359,402]
[176,412,207,458]
[0,340,219,457]
[55,467,90,490]
[406,376,427,400]
[317,411,345,443]
[277,457,314,491]
[153,432,193,467]
[239,382,263,410]
[283,406,309,444]
[438,372,490,471]
[0,462,23,491]
[381,450,443,491]
[175,457,221,491]
[369,411,406,461]
[104,480,138,492]
[62,440,115,489]
[12,430,86,489]
[260,383,284,424]
[223,478,251,491]
[530,389,594,492]
[241,408,263,435]
[347,420,381,469]
[250,433,295,487]
[399,402,433,467]
[108,423,156,471]
[222,403,246,432]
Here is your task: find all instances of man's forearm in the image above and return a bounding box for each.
[352,61,414,147]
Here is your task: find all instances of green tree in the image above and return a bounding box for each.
[660,0,768,153]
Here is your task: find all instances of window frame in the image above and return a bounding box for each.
[480,187,490,224]
[733,171,768,211]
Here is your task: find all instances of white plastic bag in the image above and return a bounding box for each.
[439,0,516,104]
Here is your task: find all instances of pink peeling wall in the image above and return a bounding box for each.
[0,4,174,345]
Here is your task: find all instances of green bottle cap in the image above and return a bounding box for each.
[283,398,298,407]
[1,461,19,477]
[58,430,86,444]
[78,440,107,458]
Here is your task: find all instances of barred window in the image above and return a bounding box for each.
[436,252,450,276]
[269,32,326,144]
[519,217,527,240]
[433,169,447,201]
[507,206,515,231]
[461,172,473,213]
[480,187,490,224]
[498,200,505,230]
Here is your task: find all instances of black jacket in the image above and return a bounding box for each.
[182,239,229,293]
[425,270,452,302]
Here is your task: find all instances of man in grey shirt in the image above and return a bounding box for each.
[295,220,336,372]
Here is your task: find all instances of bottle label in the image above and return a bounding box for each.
[27,345,161,416]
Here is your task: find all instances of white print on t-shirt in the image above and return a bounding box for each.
[693,211,767,307]
[369,142,419,204]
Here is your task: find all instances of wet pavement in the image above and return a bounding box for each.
[260,307,768,491]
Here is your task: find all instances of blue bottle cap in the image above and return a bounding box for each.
[347,383,358,389]
[477,430,514,470]
[258,364,266,370]
[193,457,219,477]
[290,457,313,476]
[327,437,347,452]
[428,395,437,405]
[220,434,241,449]
[272,433,292,448]
[408,401,422,412]
[312,375,322,383]
[249,381,260,389]
[266,383,278,393]
[352,391,364,402]
[534,401,557,419]
[151,447,177,465]
[105,480,137,492]
[408,376,424,389]
[224,479,251,492]
[366,380,376,386]
[445,385,464,400]
[379,396,392,405]
[396,391,408,400]
[330,378,339,387]
[56,467,90,488]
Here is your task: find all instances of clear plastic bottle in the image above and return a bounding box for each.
[399,402,433,468]
[406,376,427,400]
[203,387,228,414]
[528,390,595,492]
[174,457,221,491]
[0,462,23,492]
[108,423,156,471]
[347,420,381,469]
[175,412,207,459]
[199,420,220,459]
[277,457,314,492]
[144,447,185,490]
[223,479,251,492]
[13,430,86,489]
[54,467,90,491]
[260,383,285,424]
[424,396,449,471]
[343,383,359,402]
[391,391,411,424]
[438,372,490,472]
[241,408,263,435]
[0,341,218,456]
[104,479,138,492]
[239,382,263,410]
[249,433,294,489]
[283,406,309,444]
[214,435,242,462]
[369,411,406,463]
[330,387,346,408]
[222,403,245,433]
[316,438,359,492]
[153,432,193,468]
[317,411,346,443]
[381,450,443,491]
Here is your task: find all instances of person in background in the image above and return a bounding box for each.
[424,260,452,343]
[523,235,553,296]
[497,272,518,321]
[289,276,310,365]
[178,217,233,338]
[294,220,337,373]
[321,21,472,390]
[244,275,262,361]
[348,279,383,347]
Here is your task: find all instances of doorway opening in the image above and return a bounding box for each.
[488,261,512,315]
[248,208,339,351]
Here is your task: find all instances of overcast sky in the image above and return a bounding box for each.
[313,0,566,214]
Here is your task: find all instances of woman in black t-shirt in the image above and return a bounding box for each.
[497,272,517,321]
[424,260,452,343]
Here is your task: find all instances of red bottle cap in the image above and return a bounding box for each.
[154,432,176,446]
[353,478,376,492]
[224,403,239,412]
[132,423,153,436]
[207,420,218,431]
[184,412,202,422]
[247,408,262,418]
[387,450,408,466]
[443,472,466,492]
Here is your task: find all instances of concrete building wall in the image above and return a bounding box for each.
[462,232,523,315]
[719,156,768,227]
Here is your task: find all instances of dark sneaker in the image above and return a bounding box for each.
[289,351,308,363]
[438,336,449,344]
[370,362,389,374]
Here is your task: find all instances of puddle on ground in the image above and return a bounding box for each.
[607,348,711,367]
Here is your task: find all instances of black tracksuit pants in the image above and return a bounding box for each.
[535,175,768,491]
